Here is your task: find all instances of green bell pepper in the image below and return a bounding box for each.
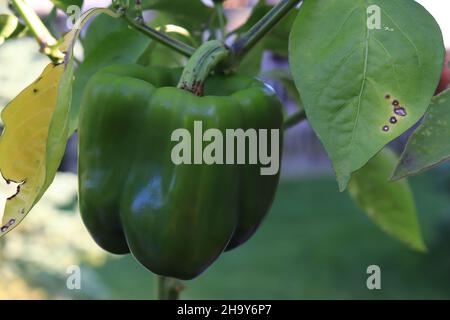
[78,46,283,280]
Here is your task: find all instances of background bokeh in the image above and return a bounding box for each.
[1,0,450,299]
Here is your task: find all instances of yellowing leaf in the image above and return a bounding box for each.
[0,8,121,236]
[348,148,426,252]
[0,63,64,234]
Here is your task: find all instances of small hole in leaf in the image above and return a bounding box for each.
[1,226,8,232]
[382,125,390,132]
[390,117,398,124]
[8,219,15,226]
[392,100,400,107]
[394,107,407,117]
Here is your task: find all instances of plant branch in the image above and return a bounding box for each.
[283,109,306,130]
[156,276,184,300]
[231,0,301,62]
[215,1,226,41]
[123,14,195,57]
[10,0,64,62]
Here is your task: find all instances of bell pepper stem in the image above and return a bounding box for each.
[177,40,229,96]
[156,276,184,300]
[10,0,64,62]
[123,14,196,57]
[231,0,301,62]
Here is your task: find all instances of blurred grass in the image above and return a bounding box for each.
[92,173,450,300]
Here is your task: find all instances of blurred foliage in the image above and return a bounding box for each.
[0,37,48,110]
[0,173,107,299]
[3,171,450,299]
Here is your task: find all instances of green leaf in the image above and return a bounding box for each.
[81,12,128,57]
[0,14,19,44]
[392,89,450,180]
[289,0,445,191]
[70,19,151,134]
[0,8,120,237]
[235,0,298,57]
[50,0,83,12]
[348,148,426,252]
[142,0,211,32]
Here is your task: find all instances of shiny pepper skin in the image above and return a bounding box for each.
[78,64,283,280]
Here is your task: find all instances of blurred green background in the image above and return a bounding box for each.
[2,169,450,299]
[1,0,450,300]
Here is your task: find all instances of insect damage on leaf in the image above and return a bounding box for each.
[0,171,25,233]
[381,94,408,132]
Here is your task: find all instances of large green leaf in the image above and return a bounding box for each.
[0,8,119,237]
[348,148,425,252]
[392,89,450,180]
[289,0,444,191]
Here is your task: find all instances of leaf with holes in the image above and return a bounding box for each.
[392,89,450,180]
[289,0,444,191]
[348,148,425,251]
[0,8,120,237]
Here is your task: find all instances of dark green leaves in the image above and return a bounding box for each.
[392,89,450,180]
[348,148,425,252]
[50,0,83,12]
[70,15,151,134]
[289,0,445,191]
[235,0,298,58]
[142,0,211,32]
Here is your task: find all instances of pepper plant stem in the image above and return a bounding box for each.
[283,109,306,130]
[231,0,301,62]
[156,276,183,300]
[124,15,195,57]
[10,0,64,62]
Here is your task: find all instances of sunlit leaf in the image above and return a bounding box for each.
[348,148,426,252]
[0,8,120,237]
[289,0,445,191]
[0,14,19,44]
[392,89,450,180]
